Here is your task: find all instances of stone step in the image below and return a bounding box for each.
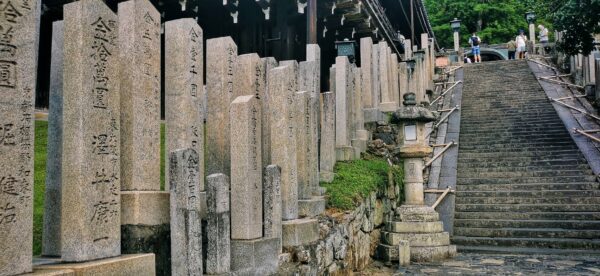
[455,219,600,230]
[459,129,570,136]
[457,182,600,191]
[457,190,600,198]
[455,203,600,212]
[458,169,591,178]
[457,159,588,168]
[459,133,573,140]
[459,142,577,150]
[460,138,578,146]
[381,232,450,247]
[451,236,600,250]
[454,227,600,239]
[457,175,597,185]
[457,156,587,164]
[458,164,591,173]
[455,211,600,221]
[456,196,600,205]
[457,245,600,255]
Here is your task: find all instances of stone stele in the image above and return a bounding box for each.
[230,95,263,240]
[118,0,161,191]
[61,0,121,262]
[0,0,40,274]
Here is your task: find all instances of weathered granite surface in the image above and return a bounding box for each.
[206,37,237,177]
[206,173,231,274]
[335,56,351,147]
[35,254,155,276]
[61,0,120,262]
[263,165,282,248]
[231,237,279,275]
[43,20,63,258]
[118,0,161,191]
[267,64,299,220]
[319,92,335,183]
[260,57,278,167]
[295,91,311,200]
[230,95,263,240]
[165,18,204,191]
[360,37,374,108]
[169,148,202,276]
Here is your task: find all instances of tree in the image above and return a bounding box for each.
[551,0,600,56]
[424,0,552,49]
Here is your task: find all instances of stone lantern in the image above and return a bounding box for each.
[526,11,536,45]
[450,18,461,51]
[377,93,456,263]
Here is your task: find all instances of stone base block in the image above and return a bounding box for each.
[364,108,384,123]
[355,129,369,140]
[335,146,354,161]
[386,221,443,233]
[121,191,170,225]
[398,240,410,267]
[379,102,398,112]
[231,237,279,276]
[298,196,326,217]
[382,232,450,247]
[34,254,155,276]
[395,205,440,222]
[378,244,456,262]
[282,218,319,247]
[351,138,367,153]
[319,171,334,183]
[313,186,327,196]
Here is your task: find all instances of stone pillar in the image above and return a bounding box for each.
[119,0,161,191]
[360,37,373,108]
[206,173,231,274]
[391,54,400,106]
[404,39,412,59]
[529,23,536,46]
[61,0,120,261]
[352,67,368,155]
[404,159,425,205]
[261,57,278,166]
[165,19,204,191]
[398,62,408,106]
[43,20,63,258]
[206,37,237,177]
[263,165,282,247]
[169,148,203,276]
[267,64,299,220]
[371,44,381,109]
[234,53,264,99]
[335,57,350,146]
[379,41,396,112]
[319,92,335,183]
[0,0,40,274]
[230,95,263,240]
[295,91,311,199]
[298,61,320,194]
[453,31,459,52]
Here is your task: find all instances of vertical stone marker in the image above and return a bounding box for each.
[61,0,120,261]
[206,37,237,177]
[230,95,263,240]
[372,44,381,108]
[360,37,374,108]
[119,0,161,191]
[206,173,231,274]
[43,20,63,258]
[165,18,204,191]
[298,61,320,194]
[335,56,350,147]
[295,91,311,199]
[261,57,278,166]
[234,53,265,99]
[391,54,400,105]
[319,92,335,182]
[268,64,299,220]
[379,42,396,112]
[169,148,202,276]
[398,62,408,105]
[0,0,40,274]
[263,165,282,246]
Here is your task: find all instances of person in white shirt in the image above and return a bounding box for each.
[516,30,528,59]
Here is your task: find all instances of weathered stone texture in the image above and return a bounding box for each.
[319,92,335,183]
[261,57,278,167]
[43,20,63,258]
[169,148,202,276]
[335,56,351,147]
[35,254,156,276]
[206,173,231,274]
[234,53,264,99]
[165,18,204,191]
[360,37,373,108]
[263,165,282,247]
[230,95,263,240]
[267,64,299,220]
[118,0,161,191]
[230,237,279,275]
[295,91,311,200]
[298,61,320,193]
[371,44,381,107]
[61,0,120,262]
[0,0,40,274]
[206,37,237,177]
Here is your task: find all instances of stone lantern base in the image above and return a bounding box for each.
[377,205,456,262]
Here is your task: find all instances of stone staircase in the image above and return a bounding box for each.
[453,60,600,254]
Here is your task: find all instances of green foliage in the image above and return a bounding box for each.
[322,156,404,210]
[425,0,553,48]
[551,0,600,56]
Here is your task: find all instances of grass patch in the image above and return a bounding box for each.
[322,155,404,210]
